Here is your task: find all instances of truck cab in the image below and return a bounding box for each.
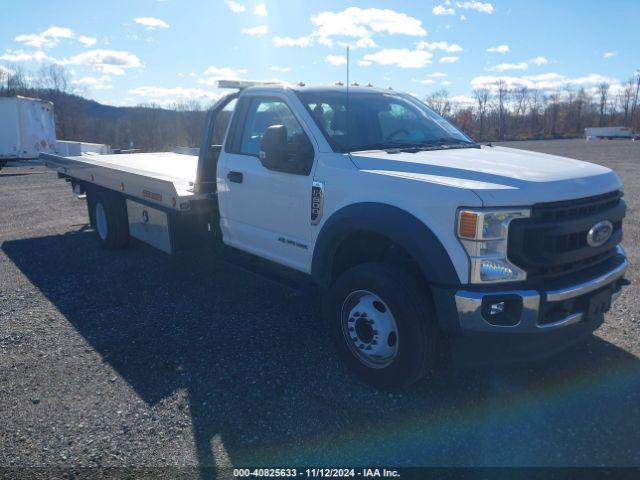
[45,83,628,389]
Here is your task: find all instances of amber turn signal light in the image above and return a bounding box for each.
[458,211,478,238]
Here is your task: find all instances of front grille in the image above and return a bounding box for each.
[508,190,625,280]
[532,190,622,221]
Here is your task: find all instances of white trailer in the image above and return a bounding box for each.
[0,96,57,167]
[585,126,637,140]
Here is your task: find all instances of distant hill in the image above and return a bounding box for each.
[1,88,208,151]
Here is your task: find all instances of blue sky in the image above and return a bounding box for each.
[1,0,637,107]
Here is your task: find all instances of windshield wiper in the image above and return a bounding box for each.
[417,138,480,149]
[348,138,479,153]
[348,142,420,153]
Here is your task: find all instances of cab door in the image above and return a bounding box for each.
[218,93,317,272]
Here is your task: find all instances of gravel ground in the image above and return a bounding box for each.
[1,139,639,478]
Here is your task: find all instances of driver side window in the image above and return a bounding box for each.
[240,98,304,156]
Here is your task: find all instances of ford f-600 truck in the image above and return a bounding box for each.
[42,82,628,388]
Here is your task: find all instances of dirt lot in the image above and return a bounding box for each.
[1,139,639,477]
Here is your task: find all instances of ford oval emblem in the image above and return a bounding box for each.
[587,220,613,247]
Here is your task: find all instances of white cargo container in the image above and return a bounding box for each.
[0,96,57,161]
[585,126,637,139]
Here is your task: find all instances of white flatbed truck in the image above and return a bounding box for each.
[43,82,628,388]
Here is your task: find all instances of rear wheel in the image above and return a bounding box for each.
[88,189,129,249]
[325,262,441,389]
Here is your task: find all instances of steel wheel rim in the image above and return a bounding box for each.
[95,202,108,241]
[340,290,399,369]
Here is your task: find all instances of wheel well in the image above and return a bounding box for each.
[330,231,424,284]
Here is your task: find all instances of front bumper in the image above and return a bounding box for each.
[453,246,627,334]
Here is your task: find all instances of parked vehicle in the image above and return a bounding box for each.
[43,82,628,388]
[0,96,56,169]
[585,126,638,140]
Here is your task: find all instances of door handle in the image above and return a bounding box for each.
[227,171,243,183]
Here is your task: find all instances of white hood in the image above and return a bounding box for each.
[350,145,621,206]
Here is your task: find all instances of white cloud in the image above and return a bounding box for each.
[272,36,312,47]
[271,7,425,50]
[439,56,460,63]
[488,56,548,71]
[129,86,223,105]
[62,49,142,75]
[15,26,74,49]
[420,79,436,84]
[225,0,245,13]
[603,51,617,59]
[0,65,12,76]
[486,44,509,54]
[241,24,268,36]
[339,37,378,49]
[0,49,56,63]
[433,5,456,15]
[269,66,292,72]
[417,41,463,53]
[134,17,169,29]
[100,65,126,76]
[441,80,452,86]
[490,62,528,72]
[529,56,548,66]
[78,35,97,47]
[198,65,248,84]
[450,95,476,109]
[325,54,347,66]
[456,1,494,13]
[362,48,433,68]
[471,72,620,92]
[72,75,113,90]
[311,7,426,46]
[426,72,448,78]
[253,3,268,16]
[459,14,467,21]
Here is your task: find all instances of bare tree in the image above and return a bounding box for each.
[425,89,451,117]
[495,80,509,139]
[512,86,530,131]
[473,88,490,137]
[37,64,71,93]
[616,78,634,126]
[574,88,589,133]
[632,70,640,129]
[5,65,29,94]
[597,82,610,126]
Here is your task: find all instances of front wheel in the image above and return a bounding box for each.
[324,262,441,389]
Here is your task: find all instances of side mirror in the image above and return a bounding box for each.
[260,124,314,175]
[259,125,288,170]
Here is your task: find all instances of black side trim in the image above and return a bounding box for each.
[312,203,460,288]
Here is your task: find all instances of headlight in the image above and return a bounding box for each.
[457,208,530,283]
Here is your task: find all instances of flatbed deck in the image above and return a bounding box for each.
[41,151,208,211]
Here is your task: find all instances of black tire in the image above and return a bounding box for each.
[324,262,441,389]
[90,189,129,249]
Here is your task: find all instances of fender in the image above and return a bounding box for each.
[312,202,460,288]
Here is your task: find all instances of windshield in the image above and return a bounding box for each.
[296,90,476,152]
